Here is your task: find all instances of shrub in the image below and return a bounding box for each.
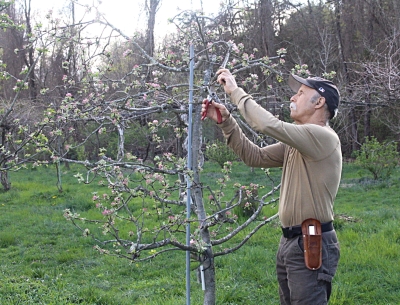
[205,140,238,168]
[354,136,399,180]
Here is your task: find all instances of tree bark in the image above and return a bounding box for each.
[258,0,275,56]
[0,128,11,190]
[364,96,371,139]
[191,102,216,304]
[145,0,161,57]
[350,107,359,151]
[23,0,37,101]
[334,0,359,150]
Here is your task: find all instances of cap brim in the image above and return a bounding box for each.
[288,74,312,93]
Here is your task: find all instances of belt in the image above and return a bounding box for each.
[281,221,333,239]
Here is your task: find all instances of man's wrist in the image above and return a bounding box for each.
[230,87,246,105]
[217,113,230,124]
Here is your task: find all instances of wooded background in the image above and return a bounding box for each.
[1,0,399,174]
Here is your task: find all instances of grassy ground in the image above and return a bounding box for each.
[0,162,399,304]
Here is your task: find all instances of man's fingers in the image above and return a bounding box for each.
[216,69,229,85]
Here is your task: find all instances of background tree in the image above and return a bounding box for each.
[277,0,400,155]
[0,0,49,190]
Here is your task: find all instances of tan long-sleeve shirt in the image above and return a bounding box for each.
[219,88,342,227]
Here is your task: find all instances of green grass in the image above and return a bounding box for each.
[0,162,399,304]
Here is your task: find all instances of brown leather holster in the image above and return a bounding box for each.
[301,218,322,270]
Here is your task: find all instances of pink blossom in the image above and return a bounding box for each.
[123,49,132,57]
[102,209,112,216]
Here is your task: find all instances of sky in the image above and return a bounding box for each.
[31,0,222,38]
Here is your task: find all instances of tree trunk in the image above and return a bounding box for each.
[0,170,11,191]
[23,0,37,101]
[145,0,161,57]
[192,101,216,305]
[258,0,275,56]
[202,247,216,305]
[350,106,359,152]
[0,127,11,191]
[364,101,371,139]
[334,0,360,151]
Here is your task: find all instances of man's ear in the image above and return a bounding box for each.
[315,96,326,109]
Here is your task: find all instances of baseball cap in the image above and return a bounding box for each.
[288,74,340,119]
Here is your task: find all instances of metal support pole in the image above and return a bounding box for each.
[186,43,195,305]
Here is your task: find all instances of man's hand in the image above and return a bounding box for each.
[216,69,238,95]
[201,68,236,123]
[201,100,230,124]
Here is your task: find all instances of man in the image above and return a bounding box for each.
[202,69,341,305]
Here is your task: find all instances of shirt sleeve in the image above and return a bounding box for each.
[219,115,285,168]
[229,88,340,161]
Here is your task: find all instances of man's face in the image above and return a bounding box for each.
[289,84,319,124]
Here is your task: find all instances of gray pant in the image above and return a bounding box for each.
[276,230,340,305]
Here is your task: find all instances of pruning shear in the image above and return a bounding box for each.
[201,50,230,124]
[201,84,223,124]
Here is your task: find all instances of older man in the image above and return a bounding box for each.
[202,69,341,305]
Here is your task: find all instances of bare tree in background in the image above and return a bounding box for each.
[144,0,161,57]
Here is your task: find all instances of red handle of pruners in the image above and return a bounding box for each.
[201,99,222,124]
